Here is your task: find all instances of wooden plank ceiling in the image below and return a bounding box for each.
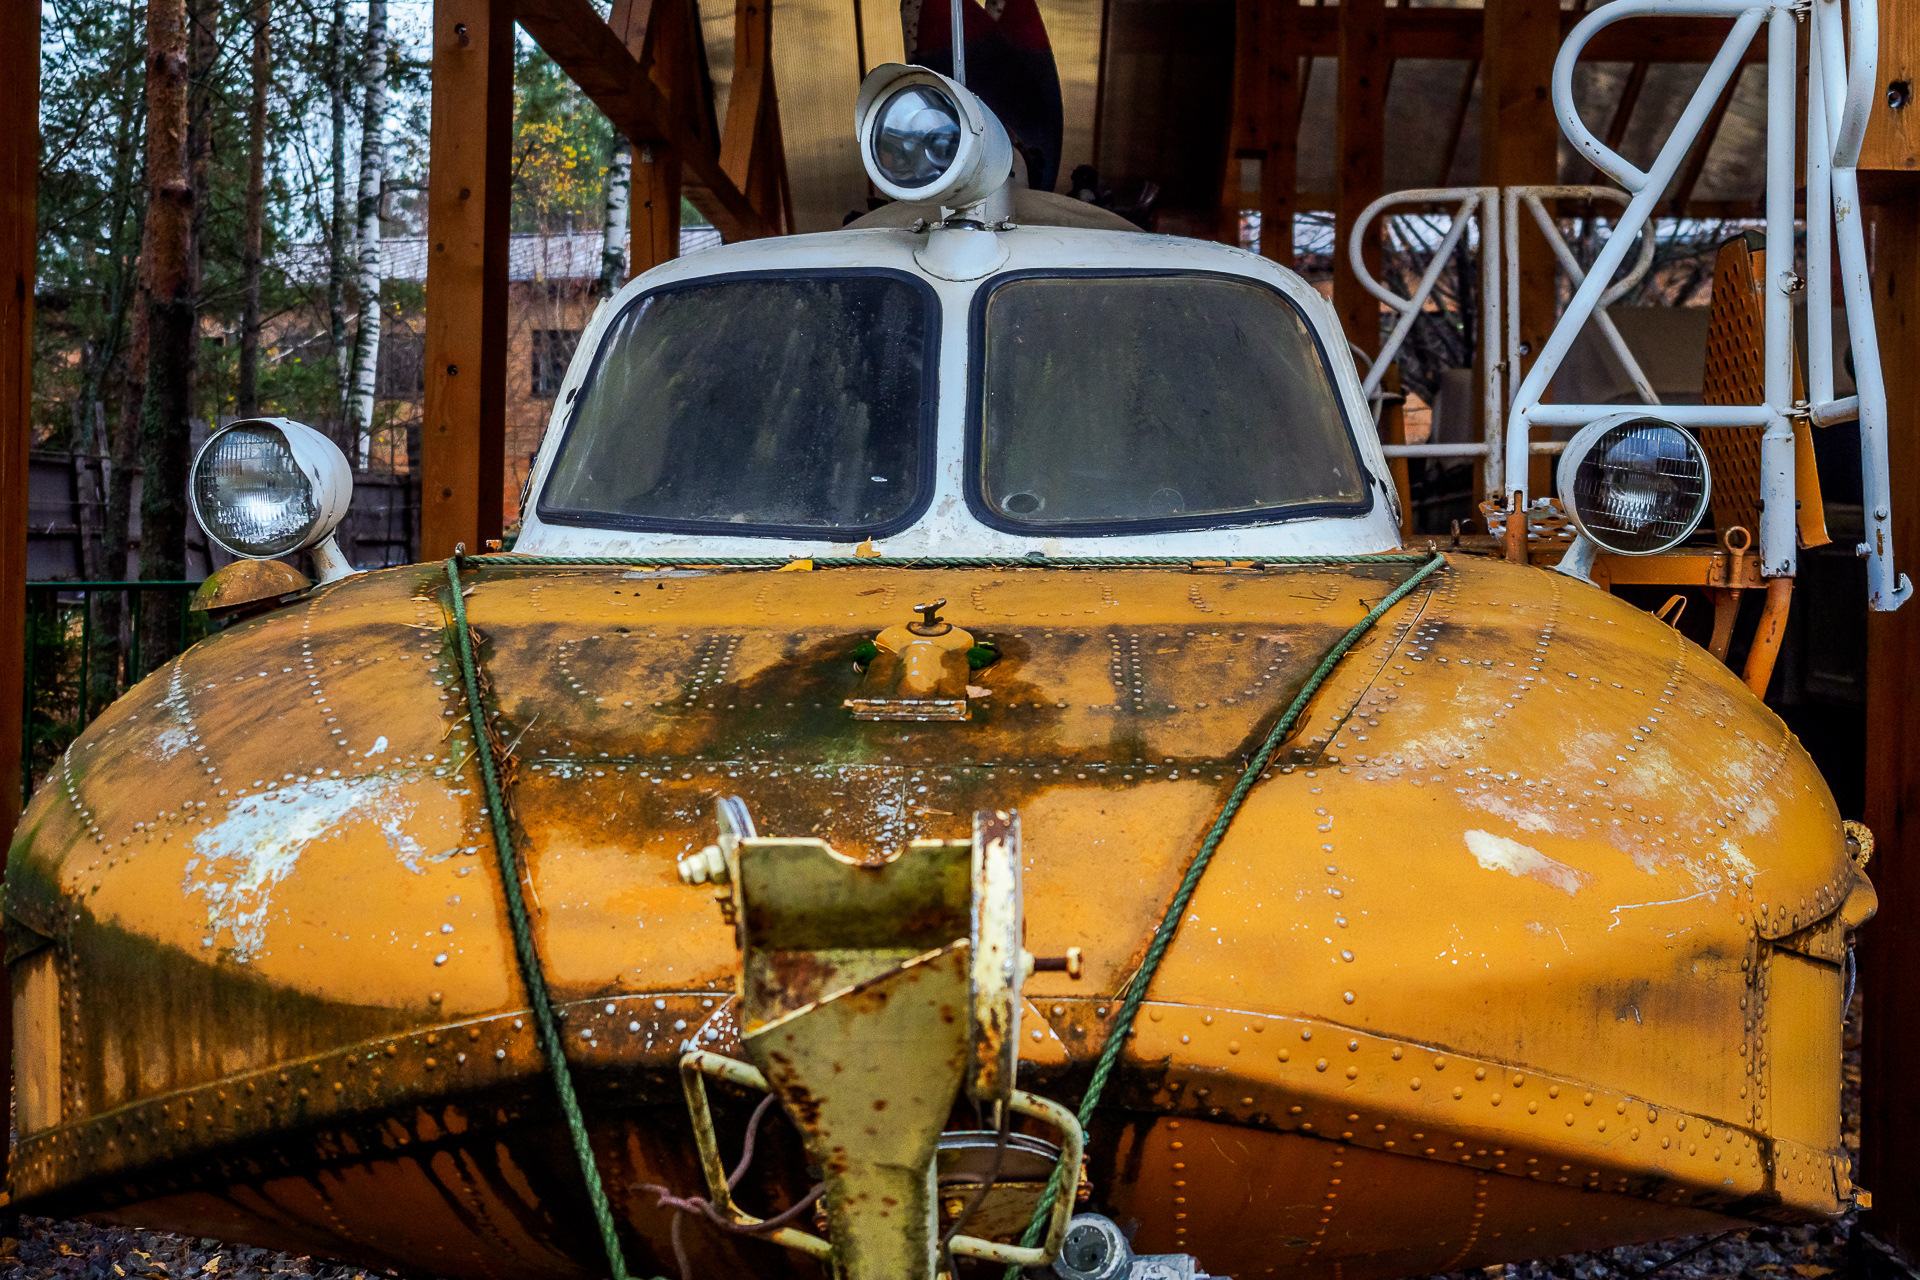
[675,0,1774,236]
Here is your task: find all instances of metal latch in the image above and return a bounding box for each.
[676,804,1081,1280]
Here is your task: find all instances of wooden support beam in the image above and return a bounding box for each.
[1482,0,1560,506]
[1249,0,1302,267]
[1859,0,1920,1238]
[1334,0,1386,357]
[2,0,37,849]
[721,0,770,193]
[632,147,683,275]
[720,0,789,234]
[1862,176,1920,1258]
[1483,0,1560,419]
[1599,60,1649,177]
[1667,63,1742,215]
[609,0,664,277]
[1435,58,1478,188]
[0,0,36,1192]
[421,0,513,560]
[615,0,688,275]
[1860,0,1918,170]
[1290,192,1759,220]
[1292,9,1761,64]
[517,0,770,241]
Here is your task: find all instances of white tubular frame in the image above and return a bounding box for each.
[1812,0,1909,607]
[1503,0,1909,609]
[1350,188,1503,496]
[1505,186,1659,407]
[1349,185,1656,501]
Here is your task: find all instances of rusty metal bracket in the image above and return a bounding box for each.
[676,1050,1084,1269]
[677,1051,835,1261]
[968,809,1024,1103]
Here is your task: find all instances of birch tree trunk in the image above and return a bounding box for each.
[135,0,195,676]
[327,0,349,397]
[600,138,632,297]
[237,0,270,417]
[346,0,386,466]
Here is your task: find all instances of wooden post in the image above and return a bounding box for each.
[1482,0,1559,358]
[622,0,686,275]
[0,0,35,1205]
[1,0,37,840]
[632,148,684,274]
[1856,0,1919,1244]
[1231,0,1301,267]
[1333,0,1385,355]
[1861,178,1920,1259]
[1859,0,1918,171]
[420,0,512,561]
[1482,0,1560,496]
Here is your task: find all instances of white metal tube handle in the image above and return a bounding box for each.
[1818,0,1875,166]
[1514,1,1767,504]
[1347,188,1492,312]
[1516,186,1657,308]
[1553,0,1769,193]
[1348,189,1487,396]
[1519,190,1660,404]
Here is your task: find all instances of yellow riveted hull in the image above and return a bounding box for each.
[4,556,1867,1279]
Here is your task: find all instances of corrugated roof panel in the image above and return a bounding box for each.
[1384,59,1478,190]
[1297,55,1339,197]
[1690,63,1767,203]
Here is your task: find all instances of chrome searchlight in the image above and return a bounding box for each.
[191,417,356,581]
[1557,413,1712,556]
[856,64,1012,213]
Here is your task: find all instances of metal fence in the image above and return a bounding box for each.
[20,580,204,806]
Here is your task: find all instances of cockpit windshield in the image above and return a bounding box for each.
[538,271,938,537]
[969,271,1369,533]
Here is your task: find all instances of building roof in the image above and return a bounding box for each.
[279,227,724,285]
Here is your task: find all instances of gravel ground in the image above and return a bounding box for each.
[0,998,1873,1280]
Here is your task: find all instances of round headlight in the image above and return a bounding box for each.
[1557,414,1712,556]
[854,64,1013,209]
[871,84,963,189]
[192,418,352,560]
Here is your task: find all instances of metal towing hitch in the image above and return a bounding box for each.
[678,804,1083,1280]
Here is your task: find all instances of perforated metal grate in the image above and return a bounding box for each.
[1698,238,1828,547]
[1699,239,1769,535]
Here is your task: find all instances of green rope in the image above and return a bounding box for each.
[443,545,1443,1279]
[1002,549,1449,1277]
[443,558,636,1280]
[465,553,1435,569]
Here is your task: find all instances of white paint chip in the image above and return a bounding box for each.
[1464,829,1590,896]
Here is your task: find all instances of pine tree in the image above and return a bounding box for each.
[134,0,195,674]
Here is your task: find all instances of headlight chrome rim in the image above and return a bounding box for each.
[190,417,353,561]
[854,63,1012,210]
[1556,413,1713,557]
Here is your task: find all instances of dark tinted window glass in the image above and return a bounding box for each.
[540,275,934,534]
[977,274,1366,528]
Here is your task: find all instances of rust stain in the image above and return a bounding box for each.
[0,559,1865,1280]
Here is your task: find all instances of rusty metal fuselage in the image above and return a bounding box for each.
[4,556,1866,1279]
